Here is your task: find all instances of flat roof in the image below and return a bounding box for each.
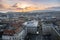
[23,20,38,27]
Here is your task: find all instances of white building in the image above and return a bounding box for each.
[23,20,39,34]
[2,28,27,40]
[41,20,53,35]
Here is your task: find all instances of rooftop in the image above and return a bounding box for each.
[23,20,38,27]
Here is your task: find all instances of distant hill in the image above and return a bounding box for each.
[29,10,60,13]
[28,7,60,13]
[46,7,60,11]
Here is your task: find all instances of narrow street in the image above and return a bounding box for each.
[24,33,52,40]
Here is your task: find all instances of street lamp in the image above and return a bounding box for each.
[36,31,39,34]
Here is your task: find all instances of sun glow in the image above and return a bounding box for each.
[0,3,48,12]
[15,2,31,8]
[19,4,30,8]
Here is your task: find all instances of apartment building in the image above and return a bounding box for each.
[23,20,39,34]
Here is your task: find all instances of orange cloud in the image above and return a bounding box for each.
[0,4,51,12]
[0,3,11,11]
[0,2,60,12]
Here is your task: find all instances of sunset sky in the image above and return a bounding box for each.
[0,0,60,12]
